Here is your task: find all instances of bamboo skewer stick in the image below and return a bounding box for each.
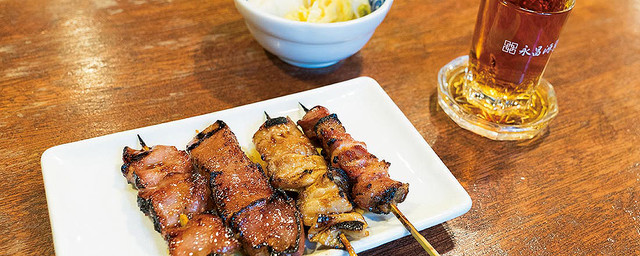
[390,204,440,256]
[339,233,358,256]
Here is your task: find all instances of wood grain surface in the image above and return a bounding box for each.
[1,0,639,255]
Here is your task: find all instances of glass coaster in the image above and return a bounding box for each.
[437,56,558,140]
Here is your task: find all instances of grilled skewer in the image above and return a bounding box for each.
[187,120,305,256]
[253,114,368,251]
[297,105,409,213]
[297,104,440,256]
[121,137,239,256]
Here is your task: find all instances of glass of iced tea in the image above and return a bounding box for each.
[437,0,574,140]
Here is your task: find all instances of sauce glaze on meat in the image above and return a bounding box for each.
[122,144,239,256]
[298,106,410,214]
[253,116,369,248]
[187,120,304,256]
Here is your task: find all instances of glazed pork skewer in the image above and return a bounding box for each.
[296,105,409,213]
[121,136,239,256]
[187,120,305,256]
[253,113,368,254]
[297,104,440,256]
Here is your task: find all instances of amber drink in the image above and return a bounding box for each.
[437,0,574,140]
[466,0,574,113]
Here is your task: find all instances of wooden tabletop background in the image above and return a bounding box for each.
[1,0,639,255]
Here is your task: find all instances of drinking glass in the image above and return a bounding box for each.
[437,0,574,140]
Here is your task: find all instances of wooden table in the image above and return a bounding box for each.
[1,0,638,255]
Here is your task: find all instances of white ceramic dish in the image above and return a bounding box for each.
[233,0,393,68]
[42,77,471,256]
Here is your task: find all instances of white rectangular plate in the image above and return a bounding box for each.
[42,77,471,256]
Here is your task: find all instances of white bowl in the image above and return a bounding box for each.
[234,0,394,68]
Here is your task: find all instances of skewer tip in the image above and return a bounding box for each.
[298,102,309,112]
[136,134,150,151]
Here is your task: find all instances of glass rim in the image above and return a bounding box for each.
[500,0,575,15]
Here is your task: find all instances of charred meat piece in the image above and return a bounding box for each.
[121,142,238,256]
[187,121,274,223]
[209,162,274,222]
[165,214,239,256]
[231,192,305,256]
[122,145,192,189]
[296,106,331,143]
[188,120,304,256]
[253,116,368,248]
[137,172,212,233]
[298,106,410,214]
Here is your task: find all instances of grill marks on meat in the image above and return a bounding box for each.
[165,214,238,256]
[121,144,239,256]
[209,163,274,222]
[298,106,410,214]
[122,145,212,232]
[253,116,368,248]
[231,192,305,256]
[136,172,211,232]
[188,120,304,256]
[122,145,192,189]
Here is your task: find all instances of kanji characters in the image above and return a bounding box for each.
[543,43,554,54]
[519,45,531,56]
[506,40,559,57]
[532,46,543,56]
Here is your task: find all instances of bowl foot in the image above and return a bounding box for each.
[279,57,340,69]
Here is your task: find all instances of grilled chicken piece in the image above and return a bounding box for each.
[253,116,368,248]
[188,120,304,256]
[165,214,239,256]
[122,145,192,189]
[253,117,326,191]
[121,143,239,256]
[296,167,356,225]
[298,106,410,214]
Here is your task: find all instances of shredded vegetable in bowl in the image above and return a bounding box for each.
[248,0,373,23]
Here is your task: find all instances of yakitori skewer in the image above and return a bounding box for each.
[253,112,366,255]
[297,103,440,256]
[121,135,239,256]
[187,120,305,256]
